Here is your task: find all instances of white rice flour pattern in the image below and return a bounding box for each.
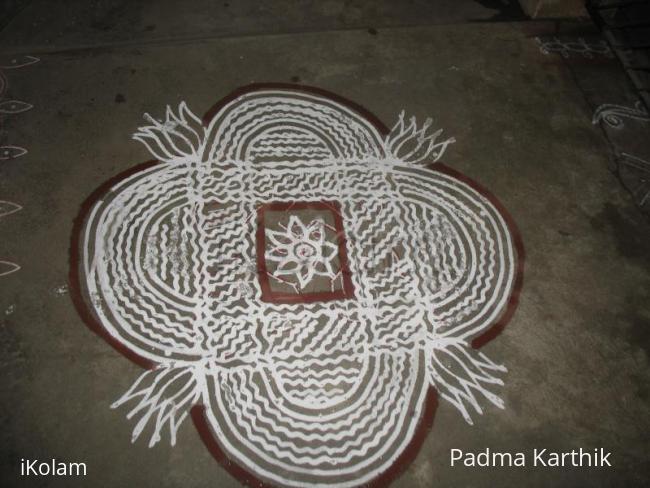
[77,86,522,487]
[0,55,39,161]
[0,200,23,276]
[592,100,650,129]
[0,55,39,277]
[265,216,340,292]
[536,36,613,59]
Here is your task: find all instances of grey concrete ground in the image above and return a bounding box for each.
[1,1,649,487]
[0,0,525,51]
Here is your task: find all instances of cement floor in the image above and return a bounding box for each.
[0,2,649,487]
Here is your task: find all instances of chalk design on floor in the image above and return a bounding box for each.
[0,260,20,277]
[0,145,28,160]
[76,86,523,487]
[0,55,38,278]
[618,152,650,209]
[0,99,33,114]
[0,55,39,160]
[265,216,339,292]
[592,100,650,128]
[0,199,22,275]
[0,200,23,278]
[536,36,613,58]
[0,200,22,219]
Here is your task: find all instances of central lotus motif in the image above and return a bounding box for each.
[73,85,523,487]
[265,216,339,290]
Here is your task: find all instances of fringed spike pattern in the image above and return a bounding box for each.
[425,336,507,425]
[133,102,205,163]
[384,111,456,164]
[111,364,202,447]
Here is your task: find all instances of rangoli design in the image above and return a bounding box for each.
[0,54,39,161]
[0,55,39,278]
[72,84,523,487]
[536,36,613,59]
[592,100,650,129]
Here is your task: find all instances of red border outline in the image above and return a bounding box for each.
[256,200,355,304]
[429,162,526,350]
[69,82,525,488]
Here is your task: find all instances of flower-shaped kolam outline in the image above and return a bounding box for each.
[70,83,524,488]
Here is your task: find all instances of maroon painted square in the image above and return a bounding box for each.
[256,201,354,303]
